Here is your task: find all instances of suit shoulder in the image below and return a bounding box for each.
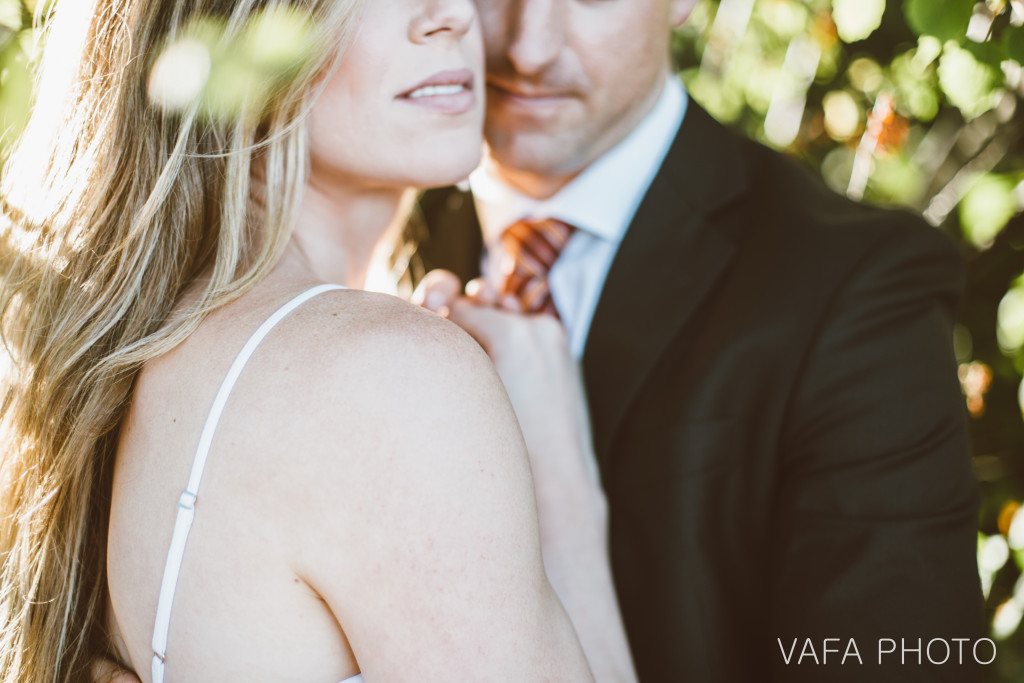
[732,137,963,276]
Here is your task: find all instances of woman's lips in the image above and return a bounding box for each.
[398,68,476,115]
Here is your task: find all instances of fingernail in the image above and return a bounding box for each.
[425,291,445,311]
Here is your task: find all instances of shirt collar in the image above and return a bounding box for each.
[471,76,687,246]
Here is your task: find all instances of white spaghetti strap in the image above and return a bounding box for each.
[151,284,345,683]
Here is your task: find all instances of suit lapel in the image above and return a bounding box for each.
[583,103,750,471]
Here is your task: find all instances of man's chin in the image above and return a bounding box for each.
[483,131,589,197]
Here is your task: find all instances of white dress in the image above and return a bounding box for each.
[148,285,363,683]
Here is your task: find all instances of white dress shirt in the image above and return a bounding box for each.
[470,77,688,358]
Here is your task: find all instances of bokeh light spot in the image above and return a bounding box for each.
[147,38,211,112]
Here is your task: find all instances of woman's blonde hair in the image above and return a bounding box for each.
[0,0,362,679]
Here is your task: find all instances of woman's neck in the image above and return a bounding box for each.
[283,172,405,289]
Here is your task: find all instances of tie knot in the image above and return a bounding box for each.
[501,218,576,272]
[500,218,576,316]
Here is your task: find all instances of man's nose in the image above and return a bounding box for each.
[410,0,476,43]
[505,0,564,76]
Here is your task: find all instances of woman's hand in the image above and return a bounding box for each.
[415,271,605,543]
[414,270,636,683]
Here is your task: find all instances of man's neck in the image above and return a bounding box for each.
[487,159,579,201]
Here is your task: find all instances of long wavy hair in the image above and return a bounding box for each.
[0,0,362,680]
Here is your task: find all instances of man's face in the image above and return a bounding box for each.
[476,0,697,197]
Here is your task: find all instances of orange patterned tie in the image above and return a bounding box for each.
[499,218,576,317]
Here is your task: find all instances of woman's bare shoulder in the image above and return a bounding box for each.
[264,291,583,678]
[291,288,488,363]
[133,285,517,494]
[270,288,507,412]
[257,287,527,498]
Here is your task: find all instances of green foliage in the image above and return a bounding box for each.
[0,0,23,32]
[239,5,314,72]
[0,0,34,158]
[146,7,315,121]
[997,278,1024,362]
[1007,26,1024,65]
[832,0,885,43]
[890,47,939,121]
[938,42,1003,120]
[0,33,32,150]
[962,174,1021,248]
[904,0,974,43]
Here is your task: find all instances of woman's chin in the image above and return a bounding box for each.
[405,144,483,190]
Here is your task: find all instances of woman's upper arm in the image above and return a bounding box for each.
[283,303,593,680]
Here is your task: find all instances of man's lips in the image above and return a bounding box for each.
[486,81,576,106]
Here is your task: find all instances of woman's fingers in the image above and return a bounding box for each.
[461,278,520,313]
[464,277,497,306]
[411,269,463,316]
[416,274,523,317]
[447,298,504,353]
[500,295,523,313]
[448,298,567,365]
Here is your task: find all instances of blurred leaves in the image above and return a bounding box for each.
[832,0,885,43]
[147,6,314,120]
[239,5,314,72]
[0,0,34,158]
[904,0,974,43]
[962,173,1021,248]
[890,45,940,121]
[998,278,1024,362]
[938,42,1003,120]
[0,0,22,33]
[0,34,31,150]
[1008,25,1024,64]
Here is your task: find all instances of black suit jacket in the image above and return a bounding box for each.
[413,103,983,682]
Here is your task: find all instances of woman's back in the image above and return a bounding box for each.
[107,274,589,680]
[108,279,368,681]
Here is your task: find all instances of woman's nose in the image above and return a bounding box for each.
[410,0,476,43]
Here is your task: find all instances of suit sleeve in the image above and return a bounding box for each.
[770,219,985,682]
